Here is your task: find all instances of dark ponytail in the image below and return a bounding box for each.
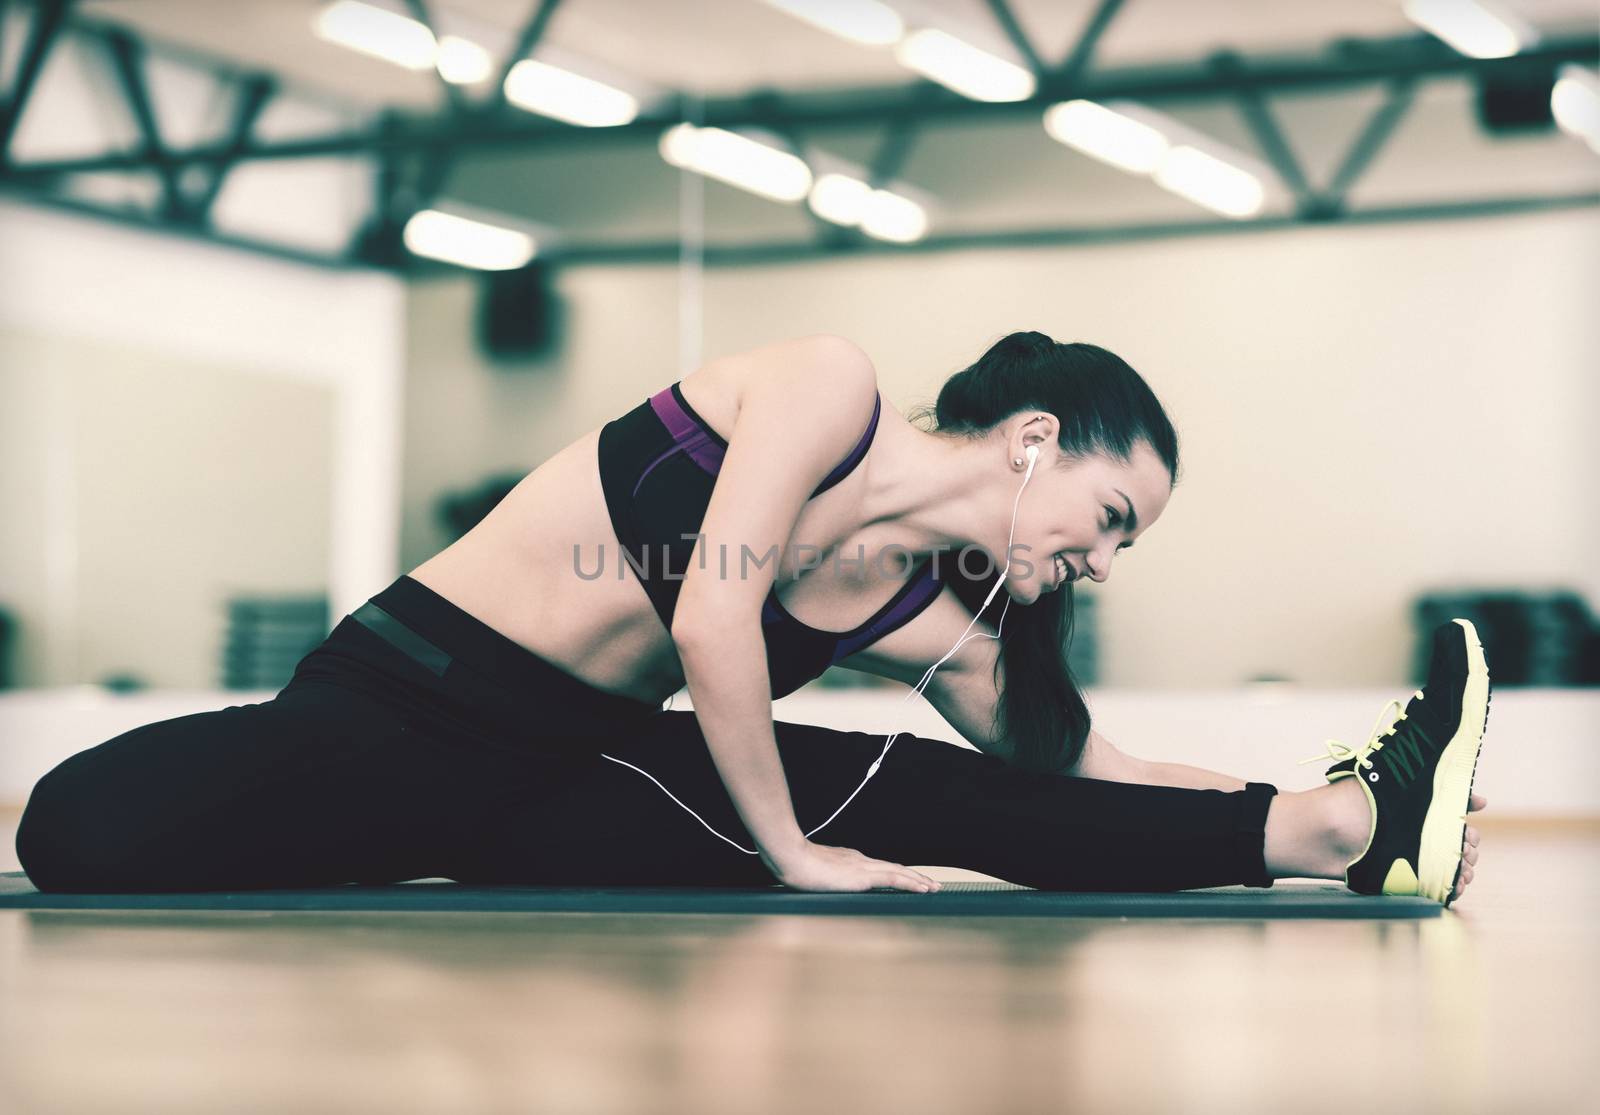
[908,331,1180,774]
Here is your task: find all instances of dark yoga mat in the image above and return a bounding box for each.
[0,872,1439,918]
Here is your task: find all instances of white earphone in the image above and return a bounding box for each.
[599,438,1043,855]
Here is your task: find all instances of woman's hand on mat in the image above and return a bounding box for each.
[767,840,942,894]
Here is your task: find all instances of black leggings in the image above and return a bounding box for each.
[15,576,1279,894]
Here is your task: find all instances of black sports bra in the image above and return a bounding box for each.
[596,381,945,699]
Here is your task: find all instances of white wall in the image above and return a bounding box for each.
[0,326,335,687]
[401,207,1600,689]
[0,198,406,686]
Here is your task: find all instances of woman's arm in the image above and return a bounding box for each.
[671,336,938,893]
[673,336,874,863]
[837,583,1247,790]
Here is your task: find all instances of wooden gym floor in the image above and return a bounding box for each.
[0,808,1595,1115]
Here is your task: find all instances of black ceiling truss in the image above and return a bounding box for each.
[983,0,1048,80]
[0,0,68,164]
[1213,49,1320,218]
[102,27,186,221]
[1323,77,1420,213]
[1059,0,1127,90]
[400,0,466,116]
[185,73,276,228]
[494,0,564,109]
[101,25,278,227]
[0,0,1592,273]
[767,118,846,249]
[348,0,564,265]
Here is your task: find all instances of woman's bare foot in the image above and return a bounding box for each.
[1453,792,1487,904]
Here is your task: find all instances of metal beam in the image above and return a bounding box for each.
[6,175,1592,274]
[759,100,854,251]
[0,0,69,164]
[1212,51,1317,216]
[867,80,942,189]
[186,73,276,225]
[1057,0,1125,88]
[7,31,1591,182]
[103,27,186,220]
[401,0,466,114]
[0,179,369,270]
[984,0,1046,78]
[494,0,563,104]
[348,112,411,267]
[1322,77,1418,213]
[866,115,920,189]
[549,191,1600,268]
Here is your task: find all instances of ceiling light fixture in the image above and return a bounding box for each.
[808,172,874,225]
[1042,99,1170,174]
[659,124,814,203]
[759,0,905,47]
[894,27,1035,103]
[402,208,538,270]
[1401,0,1538,60]
[436,35,493,85]
[313,0,436,70]
[503,59,640,126]
[1043,98,1267,219]
[1152,145,1265,218]
[807,172,928,242]
[860,189,928,242]
[1551,65,1600,155]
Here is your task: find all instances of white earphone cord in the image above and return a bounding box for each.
[599,445,1041,855]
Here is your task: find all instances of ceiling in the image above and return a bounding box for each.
[76,0,1600,112]
[9,0,1596,263]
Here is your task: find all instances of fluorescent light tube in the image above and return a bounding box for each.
[860,189,928,242]
[504,59,639,127]
[436,35,493,85]
[760,0,904,46]
[1552,65,1600,154]
[1042,99,1170,173]
[895,27,1035,103]
[809,173,874,224]
[659,124,813,202]
[1401,0,1537,59]
[1153,146,1265,219]
[402,209,538,270]
[313,1,435,70]
[808,172,928,241]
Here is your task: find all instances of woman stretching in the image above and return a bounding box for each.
[16,332,1489,903]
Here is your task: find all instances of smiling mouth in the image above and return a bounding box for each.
[1053,553,1071,587]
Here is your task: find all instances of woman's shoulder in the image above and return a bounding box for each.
[679,334,879,443]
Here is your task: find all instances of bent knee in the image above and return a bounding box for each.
[15,761,145,892]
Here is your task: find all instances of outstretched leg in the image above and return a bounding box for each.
[468,714,1282,892]
[1074,617,1493,904]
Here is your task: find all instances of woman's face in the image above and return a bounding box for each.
[1001,435,1172,603]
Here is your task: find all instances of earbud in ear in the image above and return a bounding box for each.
[1025,445,1039,463]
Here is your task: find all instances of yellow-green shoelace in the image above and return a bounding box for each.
[1297,689,1425,774]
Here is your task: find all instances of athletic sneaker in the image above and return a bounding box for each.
[1299,618,1492,905]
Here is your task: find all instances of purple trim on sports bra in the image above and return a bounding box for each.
[830,560,945,663]
[631,441,686,499]
[647,386,726,477]
[762,556,943,645]
[812,392,881,496]
[645,381,881,498]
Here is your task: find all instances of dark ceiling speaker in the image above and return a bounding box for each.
[478,261,560,361]
[1475,63,1557,134]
